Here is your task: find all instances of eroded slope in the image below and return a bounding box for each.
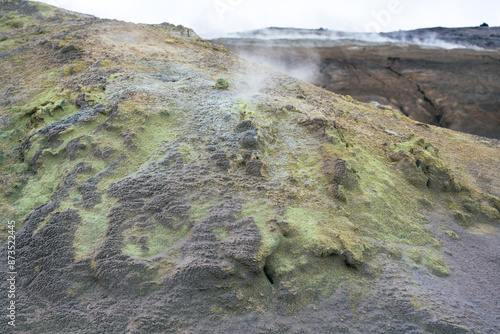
[0,2,499,333]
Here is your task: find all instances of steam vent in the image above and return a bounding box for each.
[1,2,499,333]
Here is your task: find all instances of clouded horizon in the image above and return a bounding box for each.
[36,0,499,38]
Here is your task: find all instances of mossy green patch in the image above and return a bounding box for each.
[445,230,460,240]
[215,78,229,89]
[424,253,450,276]
[325,127,348,151]
[0,38,17,52]
[392,135,438,157]
[62,60,89,76]
[99,59,113,68]
[479,140,492,146]
[122,222,190,259]
[188,198,220,223]
[409,248,424,263]
[15,173,57,217]
[0,89,105,227]
[73,199,114,260]
[235,198,366,303]
[281,207,368,264]
[9,95,189,261]
[345,144,440,247]
[0,11,34,31]
[213,226,229,241]
[0,89,77,153]
[408,248,449,276]
[233,99,257,120]
[108,72,124,81]
[238,200,281,263]
[178,143,195,164]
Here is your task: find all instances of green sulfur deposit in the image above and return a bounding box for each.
[215,77,229,89]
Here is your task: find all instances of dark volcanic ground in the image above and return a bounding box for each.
[214,27,500,139]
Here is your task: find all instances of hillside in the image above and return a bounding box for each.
[1,2,499,333]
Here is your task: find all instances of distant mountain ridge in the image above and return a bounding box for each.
[224,26,500,50]
[382,26,500,50]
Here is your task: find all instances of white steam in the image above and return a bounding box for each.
[222,28,486,50]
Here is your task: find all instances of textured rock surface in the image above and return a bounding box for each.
[214,27,500,138]
[1,2,500,333]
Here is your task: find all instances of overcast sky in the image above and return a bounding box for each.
[37,0,499,38]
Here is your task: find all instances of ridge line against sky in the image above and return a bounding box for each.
[36,0,499,39]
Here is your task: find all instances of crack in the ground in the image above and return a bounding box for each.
[385,65,403,77]
[416,83,438,110]
[386,65,442,124]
